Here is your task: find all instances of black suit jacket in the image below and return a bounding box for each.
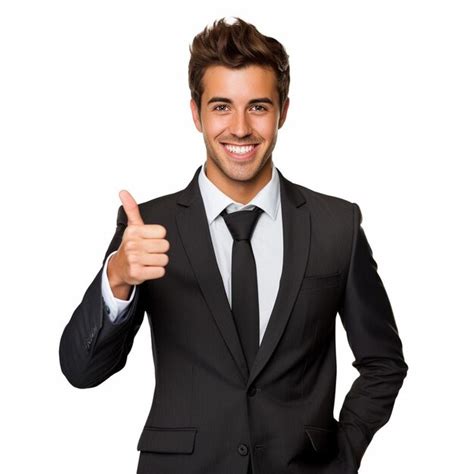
[59,165,407,474]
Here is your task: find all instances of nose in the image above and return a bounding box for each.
[229,110,252,138]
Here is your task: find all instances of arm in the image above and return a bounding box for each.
[59,205,145,389]
[337,202,408,469]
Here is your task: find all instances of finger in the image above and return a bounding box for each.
[125,225,167,239]
[140,266,166,280]
[141,238,170,253]
[119,189,144,225]
[137,253,169,267]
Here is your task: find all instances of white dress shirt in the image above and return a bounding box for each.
[101,161,284,346]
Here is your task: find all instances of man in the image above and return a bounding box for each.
[59,17,407,474]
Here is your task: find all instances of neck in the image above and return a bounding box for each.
[205,159,272,205]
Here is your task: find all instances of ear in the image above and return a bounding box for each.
[190,98,202,133]
[278,97,290,129]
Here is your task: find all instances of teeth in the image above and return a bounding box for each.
[224,144,256,154]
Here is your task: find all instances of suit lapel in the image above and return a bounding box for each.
[175,165,311,387]
[176,166,249,383]
[247,168,310,388]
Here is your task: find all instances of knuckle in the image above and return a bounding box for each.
[126,224,137,235]
[129,265,139,280]
[124,240,135,252]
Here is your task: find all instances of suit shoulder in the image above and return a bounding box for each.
[135,188,185,224]
[294,183,355,217]
[138,189,182,211]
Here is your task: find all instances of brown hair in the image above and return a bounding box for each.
[188,17,290,115]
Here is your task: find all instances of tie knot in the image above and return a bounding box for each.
[220,206,264,242]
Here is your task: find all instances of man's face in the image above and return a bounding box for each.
[190,64,289,190]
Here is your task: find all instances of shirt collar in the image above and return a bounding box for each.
[198,161,280,225]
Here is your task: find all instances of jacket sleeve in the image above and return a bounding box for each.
[336,202,408,469]
[59,204,146,389]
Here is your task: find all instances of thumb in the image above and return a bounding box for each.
[119,190,144,225]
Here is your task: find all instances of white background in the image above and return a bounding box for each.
[1,1,473,472]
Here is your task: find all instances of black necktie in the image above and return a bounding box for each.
[220,206,264,371]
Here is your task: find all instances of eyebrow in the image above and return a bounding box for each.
[207,97,274,106]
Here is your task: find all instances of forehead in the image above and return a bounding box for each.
[201,64,278,100]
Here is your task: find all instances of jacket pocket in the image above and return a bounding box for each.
[300,272,341,291]
[304,424,338,458]
[137,426,198,454]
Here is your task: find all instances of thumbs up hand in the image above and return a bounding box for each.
[107,190,170,299]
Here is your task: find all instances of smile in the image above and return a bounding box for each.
[220,143,260,161]
[223,144,257,154]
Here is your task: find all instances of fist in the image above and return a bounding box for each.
[107,190,170,295]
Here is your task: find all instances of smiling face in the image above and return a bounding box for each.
[190,64,289,203]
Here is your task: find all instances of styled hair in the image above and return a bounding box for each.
[188,17,290,115]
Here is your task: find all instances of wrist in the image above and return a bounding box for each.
[107,254,132,299]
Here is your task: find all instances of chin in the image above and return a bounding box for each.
[229,163,267,182]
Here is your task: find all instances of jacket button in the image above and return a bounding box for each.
[238,444,249,456]
[248,385,257,397]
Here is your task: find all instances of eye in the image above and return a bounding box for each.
[251,104,268,112]
[213,104,229,111]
